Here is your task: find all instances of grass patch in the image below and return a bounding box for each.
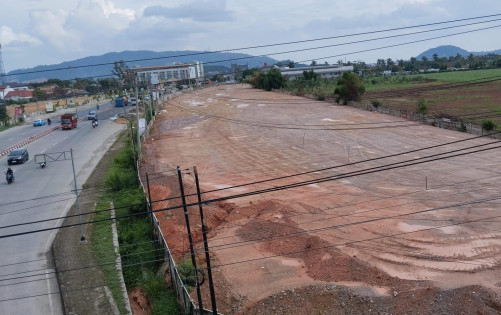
[91,133,180,314]
[419,68,501,82]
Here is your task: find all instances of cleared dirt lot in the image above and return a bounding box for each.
[141,84,501,314]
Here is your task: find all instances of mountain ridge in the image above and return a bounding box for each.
[6,50,278,83]
[5,45,501,83]
[416,45,501,59]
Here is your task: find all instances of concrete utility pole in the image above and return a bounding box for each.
[70,148,86,241]
[135,74,140,154]
[0,43,6,85]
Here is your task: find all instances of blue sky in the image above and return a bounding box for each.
[1,0,500,72]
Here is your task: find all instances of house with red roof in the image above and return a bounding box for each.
[4,89,33,101]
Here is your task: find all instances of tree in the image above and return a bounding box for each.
[376,59,386,71]
[310,60,317,66]
[334,72,365,104]
[112,61,136,89]
[302,70,318,82]
[467,53,475,69]
[421,56,429,69]
[397,59,404,70]
[416,98,428,115]
[287,61,295,68]
[386,58,394,70]
[496,57,501,68]
[252,68,286,91]
[481,120,496,133]
[0,104,8,125]
[32,88,47,101]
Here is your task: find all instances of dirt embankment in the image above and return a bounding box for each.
[141,84,501,314]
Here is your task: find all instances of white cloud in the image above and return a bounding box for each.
[143,0,234,22]
[0,26,41,46]
[73,0,135,32]
[1,0,500,72]
[29,9,79,51]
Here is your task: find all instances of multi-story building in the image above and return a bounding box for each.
[280,65,354,80]
[133,61,204,86]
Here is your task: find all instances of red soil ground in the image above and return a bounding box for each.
[140,84,501,314]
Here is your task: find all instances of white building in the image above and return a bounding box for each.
[133,61,204,86]
[280,65,354,80]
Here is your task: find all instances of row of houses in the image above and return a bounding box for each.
[0,85,32,101]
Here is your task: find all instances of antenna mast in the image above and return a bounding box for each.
[0,43,6,85]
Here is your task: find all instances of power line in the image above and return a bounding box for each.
[5,14,501,78]
[201,181,498,243]
[4,127,497,226]
[211,207,501,268]
[151,133,498,204]
[1,140,500,239]
[0,138,493,230]
[0,257,166,303]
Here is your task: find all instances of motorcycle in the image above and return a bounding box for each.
[5,172,14,184]
[92,120,98,128]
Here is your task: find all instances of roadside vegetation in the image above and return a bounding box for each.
[92,133,180,314]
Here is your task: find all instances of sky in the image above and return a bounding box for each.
[1,0,501,73]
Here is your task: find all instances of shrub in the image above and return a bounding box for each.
[371,100,382,108]
[482,119,496,132]
[143,273,167,301]
[104,169,137,191]
[416,98,428,114]
[458,122,467,132]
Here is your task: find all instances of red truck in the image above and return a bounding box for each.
[61,114,78,129]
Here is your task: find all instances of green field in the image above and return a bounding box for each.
[419,68,501,82]
[364,68,501,92]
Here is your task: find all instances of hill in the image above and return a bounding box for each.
[417,45,501,59]
[6,50,278,83]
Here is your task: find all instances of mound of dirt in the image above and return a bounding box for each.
[140,84,501,314]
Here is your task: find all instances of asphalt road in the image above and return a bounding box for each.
[0,108,125,314]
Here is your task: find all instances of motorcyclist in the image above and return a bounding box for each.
[92,116,98,127]
[6,168,13,176]
[47,118,51,125]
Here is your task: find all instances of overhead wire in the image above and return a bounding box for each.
[2,12,500,298]
[1,139,501,239]
[5,14,501,78]
[211,208,501,268]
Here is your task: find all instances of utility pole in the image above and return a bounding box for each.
[70,148,86,241]
[177,166,204,312]
[37,150,86,241]
[194,166,218,314]
[0,43,6,86]
[135,74,140,154]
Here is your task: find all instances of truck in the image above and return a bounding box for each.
[61,114,78,130]
[114,95,128,107]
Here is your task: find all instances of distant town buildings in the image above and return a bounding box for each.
[0,85,31,101]
[133,61,204,86]
[279,65,354,80]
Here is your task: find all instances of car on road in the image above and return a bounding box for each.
[33,119,46,127]
[130,97,137,105]
[7,148,29,165]
[88,110,98,120]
